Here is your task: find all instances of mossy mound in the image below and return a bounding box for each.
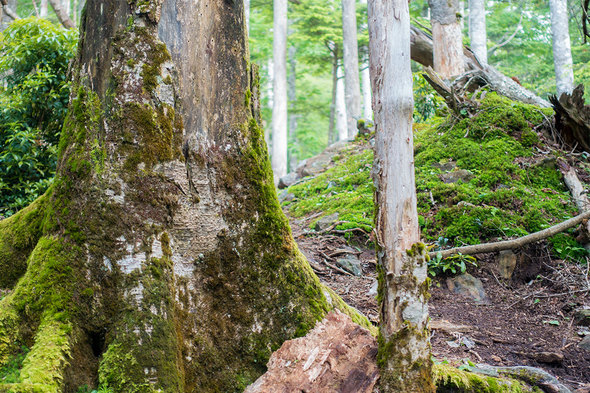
[284,93,586,260]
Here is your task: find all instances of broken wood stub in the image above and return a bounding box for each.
[551,84,590,153]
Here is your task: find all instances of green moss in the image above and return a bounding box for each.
[140,41,171,94]
[433,364,538,392]
[285,93,580,253]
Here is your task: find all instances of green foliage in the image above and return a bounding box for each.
[0,18,78,216]
[0,346,28,383]
[429,252,478,277]
[549,233,589,262]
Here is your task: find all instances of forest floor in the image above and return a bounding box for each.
[287,214,590,389]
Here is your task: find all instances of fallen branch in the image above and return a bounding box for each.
[429,211,590,259]
[556,157,590,246]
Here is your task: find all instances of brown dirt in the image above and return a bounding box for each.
[289,216,590,390]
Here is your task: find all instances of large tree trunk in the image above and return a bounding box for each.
[428,0,464,79]
[0,1,366,391]
[271,0,288,183]
[368,0,434,392]
[342,0,361,139]
[550,0,574,96]
[468,0,487,65]
[409,24,551,107]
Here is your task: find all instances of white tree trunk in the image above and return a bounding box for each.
[368,0,433,391]
[342,0,362,139]
[288,45,298,172]
[41,0,48,17]
[361,62,373,121]
[62,0,69,16]
[429,0,464,79]
[468,0,487,65]
[550,0,574,96]
[271,0,288,183]
[245,0,250,34]
[336,65,348,142]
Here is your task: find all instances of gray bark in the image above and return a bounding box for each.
[550,0,574,96]
[1,0,17,31]
[271,0,288,183]
[361,61,373,121]
[329,51,338,144]
[468,0,487,65]
[342,0,361,139]
[288,45,298,172]
[245,0,250,33]
[368,0,434,391]
[336,65,348,141]
[40,0,48,17]
[48,0,75,28]
[428,0,464,79]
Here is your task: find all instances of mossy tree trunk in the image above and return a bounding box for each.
[0,1,367,392]
[368,0,434,392]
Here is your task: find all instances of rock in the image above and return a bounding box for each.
[296,141,348,178]
[430,319,473,334]
[278,190,295,203]
[244,311,379,393]
[432,160,457,172]
[335,255,363,276]
[497,250,517,279]
[446,273,487,302]
[472,365,572,393]
[574,309,590,326]
[278,172,299,189]
[533,351,564,365]
[368,279,378,297]
[440,169,474,184]
[314,213,339,232]
[580,335,590,351]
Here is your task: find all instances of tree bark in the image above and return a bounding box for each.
[362,59,373,121]
[0,1,366,391]
[48,0,75,28]
[329,50,338,145]
[40,0,48,17]
[550,0,574,96]
[428,0,464,79]
[245,0,250,33]
[409,24,551,107]
[468,0,487,65]
[288,45,298,172]
[368,0,434,391]
[336,64,348,141]
[271,0,288,183]
[1,0,18,30]
[342,0,362,139]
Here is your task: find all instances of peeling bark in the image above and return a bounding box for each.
[428,0,464,79]
[368,0,434,391]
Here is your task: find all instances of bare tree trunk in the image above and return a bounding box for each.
[271,0,288,183]
[48,0,74,28]
[428,0,464,79]
[368,0,434,391]
[329,51,338,145]
[342,0,362,139]
[468,0,487,65]
[0,0,369,391]
[550,0,574,96]
[361,61,373,121]
[40,0,48,17]
[336,65,348,141]
[245,0,250,34]
[0,0,18,31]
[288,45,298,172]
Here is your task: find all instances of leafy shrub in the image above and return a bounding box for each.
[0,17,78,216]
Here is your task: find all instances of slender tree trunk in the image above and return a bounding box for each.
[342,0,362,139]
[468,0,487,65]
[245,0,250,34]
[428,0,464,79]
[329,49,338,145]
[48,0,74,28]
[288,45,298,172]
[368,0,434,391]
[550,0,574,96]
[40,0,48,17]
[336,65,348,141]
[0,0,17,31]
[271,0,288,183]
[62,0,69,16]
[0,1,366,391]
[361,60,373,121]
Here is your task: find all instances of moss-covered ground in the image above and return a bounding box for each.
[284,93,586,261]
